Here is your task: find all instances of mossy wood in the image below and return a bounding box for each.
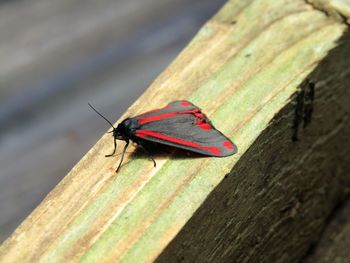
[1,0,350,262]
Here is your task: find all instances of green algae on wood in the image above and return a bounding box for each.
[1,0,350,262]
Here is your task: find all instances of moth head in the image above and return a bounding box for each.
[112,126,125,140]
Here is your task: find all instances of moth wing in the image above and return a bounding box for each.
[134,112,237,157]
[166,100,197,110]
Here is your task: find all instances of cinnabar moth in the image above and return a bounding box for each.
[89,100,237,172]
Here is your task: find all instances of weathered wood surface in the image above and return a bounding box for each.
[1,0,350,262]
[0,0,225,242]
[304,198,350,262]
[157,34,350,261]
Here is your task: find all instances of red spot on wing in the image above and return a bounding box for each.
[193,111,212,130]
[194,112,205,119]
[195,119,212,130]
[180,101,192,106]
[136,130,221,155]
[223,140,234,149]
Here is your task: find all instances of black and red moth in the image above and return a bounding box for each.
[89,100,237,172]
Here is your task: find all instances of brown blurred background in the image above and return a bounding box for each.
[0,0,227,242]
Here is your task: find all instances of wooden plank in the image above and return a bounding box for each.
[0,0,225,242]
[1,0,350,262]
[303,199,350,262]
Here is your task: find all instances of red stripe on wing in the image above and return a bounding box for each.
[135,130,221,155]
[138,110,200,125]
[138,112,178,124]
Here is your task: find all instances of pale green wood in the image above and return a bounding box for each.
[0,0,349,262]
[307,0,350,22]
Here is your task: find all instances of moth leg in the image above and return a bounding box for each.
[116,140,129,173]
[137,142,157,167]
[105,138,117,157]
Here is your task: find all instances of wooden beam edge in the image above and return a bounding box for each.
[0,0,349,262]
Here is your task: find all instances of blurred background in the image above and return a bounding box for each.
[0,0,227,242]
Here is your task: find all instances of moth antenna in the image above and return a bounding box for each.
[88,103,116,129]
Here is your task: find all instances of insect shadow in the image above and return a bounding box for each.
[129,141,207,164]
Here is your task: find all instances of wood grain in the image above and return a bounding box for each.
[0,0,349,262]
[0,0,225,242]
[304,199,350,262]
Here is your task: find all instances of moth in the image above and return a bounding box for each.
[89,100,237,172]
